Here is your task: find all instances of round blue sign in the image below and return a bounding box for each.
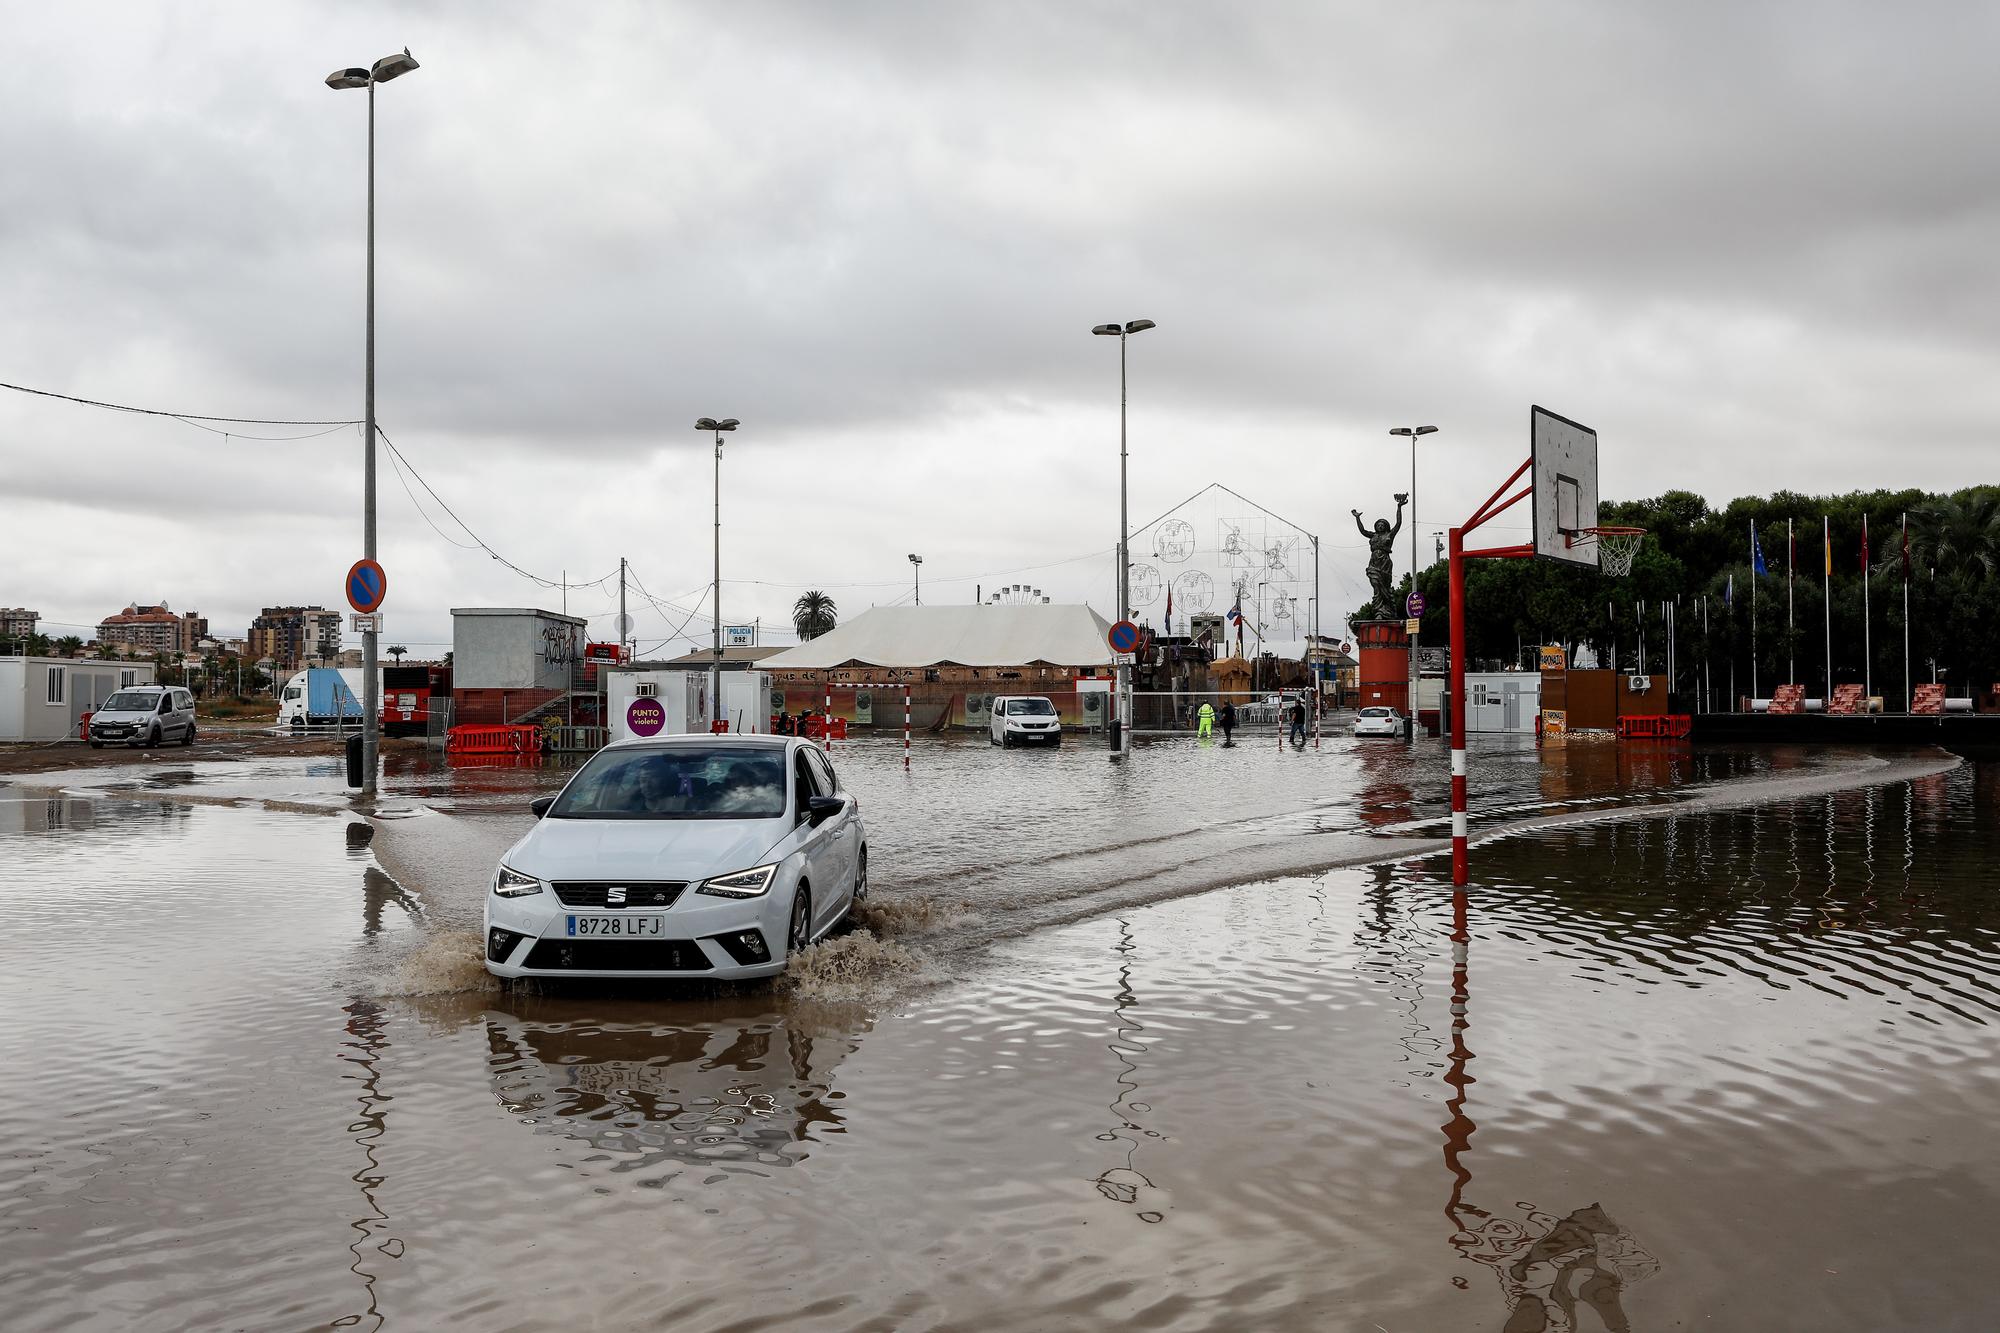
[346,559,388,614]
[1107,619,1141,653]
[1405,591,1427,618]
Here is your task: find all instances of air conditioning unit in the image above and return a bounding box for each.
[1628,674,1652,693]
[635,681,658,698]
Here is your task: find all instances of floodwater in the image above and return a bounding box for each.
[3,737,1997,1329]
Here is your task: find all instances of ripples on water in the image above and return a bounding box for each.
[3,758,1998,1329]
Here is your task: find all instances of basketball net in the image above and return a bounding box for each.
[1572,525,1645,577]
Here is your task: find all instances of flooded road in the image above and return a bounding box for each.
[3,742,1996,1329]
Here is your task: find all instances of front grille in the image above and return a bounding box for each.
[522,939,713,971]
[550,881,686,909]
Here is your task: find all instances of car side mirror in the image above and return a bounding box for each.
[530,796,555,819]
[807,795,843,825]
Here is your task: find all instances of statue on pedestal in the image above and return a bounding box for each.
[1353,494,1407,617]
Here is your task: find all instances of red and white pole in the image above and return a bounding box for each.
[1448,526,1469,886]
[903,686,911,771]
[823,677,833,752]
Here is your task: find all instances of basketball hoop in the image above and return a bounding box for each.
[1567,525,1646,577]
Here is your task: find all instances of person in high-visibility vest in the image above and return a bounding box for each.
[1196,701,1215,739]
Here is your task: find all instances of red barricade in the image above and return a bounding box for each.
[801,717,849,740]
[1617,714,1691,740]
[447,724,543,756]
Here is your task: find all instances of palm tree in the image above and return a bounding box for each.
[793,591,838,640]
[1904,490,2000,581]
[54,635,82,658]
[387,644,407,663]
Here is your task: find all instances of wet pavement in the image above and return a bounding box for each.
[3,738,1996,1329]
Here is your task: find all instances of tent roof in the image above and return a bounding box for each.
[761,604,1115,670]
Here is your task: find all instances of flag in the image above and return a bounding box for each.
[1751,520,1767,576]
[1901,512,1910,582]
[1788,518,1796,583]
[1164,584,1173,632]
[1824,516,1832,576]
[1861,514,1870,571]
[1726,573,1733,607]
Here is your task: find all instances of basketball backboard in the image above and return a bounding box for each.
[1531,405,1598,565]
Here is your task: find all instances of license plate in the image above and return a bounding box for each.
[565,914,666,937]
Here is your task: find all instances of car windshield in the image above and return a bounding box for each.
[101,692,160,712]
[1360,707,1391,717]
[548,746,787,820]
[1007,699,1056,716]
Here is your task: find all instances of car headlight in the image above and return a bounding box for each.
[492,864,544,897]
[697,864,778,899]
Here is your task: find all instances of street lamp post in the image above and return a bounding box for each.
[327,47,419,800]
[1389,425,1439,737]
[1092,318,1156,756]
[908,553,923,606]
[696,417,739,729]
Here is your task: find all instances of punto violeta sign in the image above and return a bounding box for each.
[626,699,666,737]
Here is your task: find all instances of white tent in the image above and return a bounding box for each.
[762,604,1116,670]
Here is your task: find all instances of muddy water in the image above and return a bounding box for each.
[4,755,1998,1329]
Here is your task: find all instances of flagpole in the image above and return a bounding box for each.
[1823,514,1832,701]
[1751,519,1759,702]
[1787,516,1795,686]
[1862,513,1872,705]
[1702,595,1710,713]
[1902,511,1910,713]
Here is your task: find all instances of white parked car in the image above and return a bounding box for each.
[1352,706,1405,738]
[485,735,867,982]
[88,686,197,748]
[989,695,1062,747]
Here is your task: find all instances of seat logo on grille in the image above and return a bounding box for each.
[606,886,627,905]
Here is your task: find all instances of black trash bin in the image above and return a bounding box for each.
[345,732,364,789]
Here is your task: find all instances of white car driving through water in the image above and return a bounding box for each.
[989,695,1063,747]
[1352,706,1405,738]
[484,734,867,982]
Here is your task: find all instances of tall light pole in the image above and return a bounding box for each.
[1092,318,1156,756]
[697,417,739,728]
[327,47,419,800]
[908,553,923,606]
[1389,425,1438,737]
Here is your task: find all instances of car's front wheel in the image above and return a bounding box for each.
[145,725,161,748]
[787,884,813,958]
[853,848,869,904]
[182,723,196,747]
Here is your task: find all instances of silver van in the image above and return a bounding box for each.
[88,686,198,749]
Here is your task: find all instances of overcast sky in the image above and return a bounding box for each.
[5,1,1997,654]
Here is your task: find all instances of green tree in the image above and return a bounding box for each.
[387,644,407,663]
[793,591,837,640]
[54,635,83,658]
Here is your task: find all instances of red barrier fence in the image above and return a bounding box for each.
[447,724,544,756]
[1616,714,1692,740]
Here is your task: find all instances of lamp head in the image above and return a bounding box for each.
[1415,424,1439,436]
[326,68,372,90]
[696,418,717,431]
[372,49,420,82]
[1091,324,1121,336]
[1125,319,1156,334]
[1389,427,1413,437]
[717,418,739,430]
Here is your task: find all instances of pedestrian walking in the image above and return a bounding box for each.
[1196,700,1215,740]
[1287,698,1307,747]
[1220,700,1237,746]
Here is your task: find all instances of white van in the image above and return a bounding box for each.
[88,685,197,748]
[988,695,1062,748]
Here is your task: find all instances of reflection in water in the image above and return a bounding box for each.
[359,866,422,939]
[1442,888,1660,1329]
[1093,918,1166,1223]
[481,996,868,1175]
[336,999,393,1332]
